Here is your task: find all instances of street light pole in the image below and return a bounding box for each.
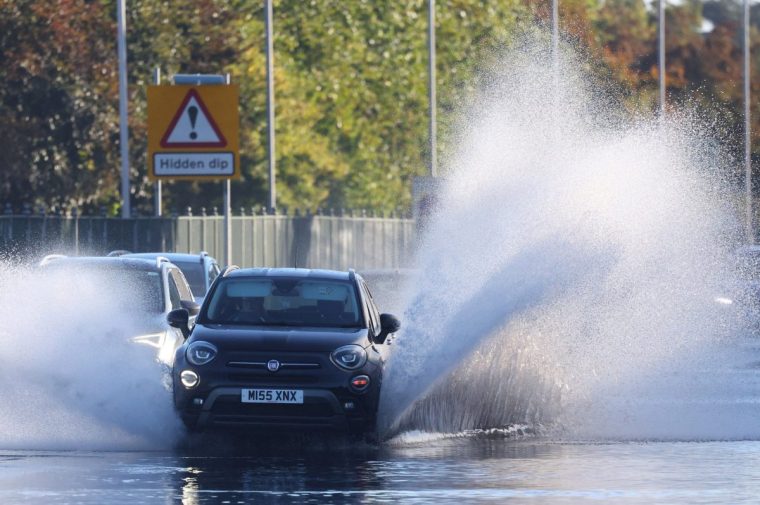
[745,0,753,243]
[658,0,666,116]
[551,0,559,115]
[552,0,559,70]
[428,0,437,178]
[117,0,130,217]
[265,0,276,210]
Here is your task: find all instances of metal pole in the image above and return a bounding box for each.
[224,73,232,264]
[551,0,559,117]
[745,0,753,244]
[552,0,559,69]
[265,0,276,210]
[428,0,437,177]
[658,0,666,116]
[224,179,231,264]
[154,66,162,217]
[117,0,131,217]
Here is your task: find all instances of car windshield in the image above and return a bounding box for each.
[203,277,363,328]
[42,264,164,313]
[173,261,206,294]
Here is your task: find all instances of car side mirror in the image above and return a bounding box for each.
[167,308,190,338]
[181,299,200,316]
[375,313,401,344]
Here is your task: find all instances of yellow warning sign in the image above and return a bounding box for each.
[147,85,239,181]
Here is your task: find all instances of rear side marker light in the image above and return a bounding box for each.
[350,375,370,391]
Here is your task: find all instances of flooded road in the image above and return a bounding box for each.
[5,44,760,504]
[2,438,760,504]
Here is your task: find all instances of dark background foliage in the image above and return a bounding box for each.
[1,0,758,214]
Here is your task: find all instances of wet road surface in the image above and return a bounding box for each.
[2,435,760,504]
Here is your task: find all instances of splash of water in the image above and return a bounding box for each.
[378,42,754,441]
[0,261,181,450]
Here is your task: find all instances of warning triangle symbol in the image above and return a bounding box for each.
[160,89,227,148]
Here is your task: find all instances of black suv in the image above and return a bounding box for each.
[169,267,400,437]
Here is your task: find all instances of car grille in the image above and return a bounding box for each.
[211,415,335,427]
[212,398,334,418]
[227,361,321,370]
[223,351,327,385]
[227,373,318,384]
[225,351,327,368]
[208,396,337,426]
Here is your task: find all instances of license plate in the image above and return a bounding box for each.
[241,388,304,404]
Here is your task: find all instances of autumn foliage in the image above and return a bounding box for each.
[0,0,758,214]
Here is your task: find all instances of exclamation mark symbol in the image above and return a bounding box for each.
[188,106,198,140]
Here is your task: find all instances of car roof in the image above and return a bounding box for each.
[226,267,352,281]
[40,256,164,271]
[124,252,213,263]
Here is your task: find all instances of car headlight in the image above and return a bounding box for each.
[331,345,367,370]
[186,341,218,366]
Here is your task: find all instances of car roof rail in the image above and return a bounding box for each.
[199,251,209,263]
[39,254,67,266]
[348,268,356,283]
[221,265,239,277]
[155,256,172,269]
[106,249,132,257]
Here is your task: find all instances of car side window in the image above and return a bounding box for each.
[361,281,380,336]
[171,268,193,301]
[208,262,219,287]
[365,284,382,321]
[167,275,182,310]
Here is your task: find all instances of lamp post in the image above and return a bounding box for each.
[265,0,276,210]
[745,0,753,243]
[428,0,437,178]
[117,0,130,217]
[658,0,666,116]
[552,0,558,70]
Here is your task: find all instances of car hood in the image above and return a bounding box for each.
[189,324,371,352]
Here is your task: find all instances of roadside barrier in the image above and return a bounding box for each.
[0,206,415,270]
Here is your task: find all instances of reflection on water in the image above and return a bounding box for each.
[2,437,760,504]
[174,435,385,505]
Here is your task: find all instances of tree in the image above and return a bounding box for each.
[0,0,120,212]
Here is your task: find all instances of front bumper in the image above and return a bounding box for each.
[178,386,378,432]
[173,349,382,432]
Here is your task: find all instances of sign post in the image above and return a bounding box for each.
[147,75,239,264]
[153,67,162,217]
